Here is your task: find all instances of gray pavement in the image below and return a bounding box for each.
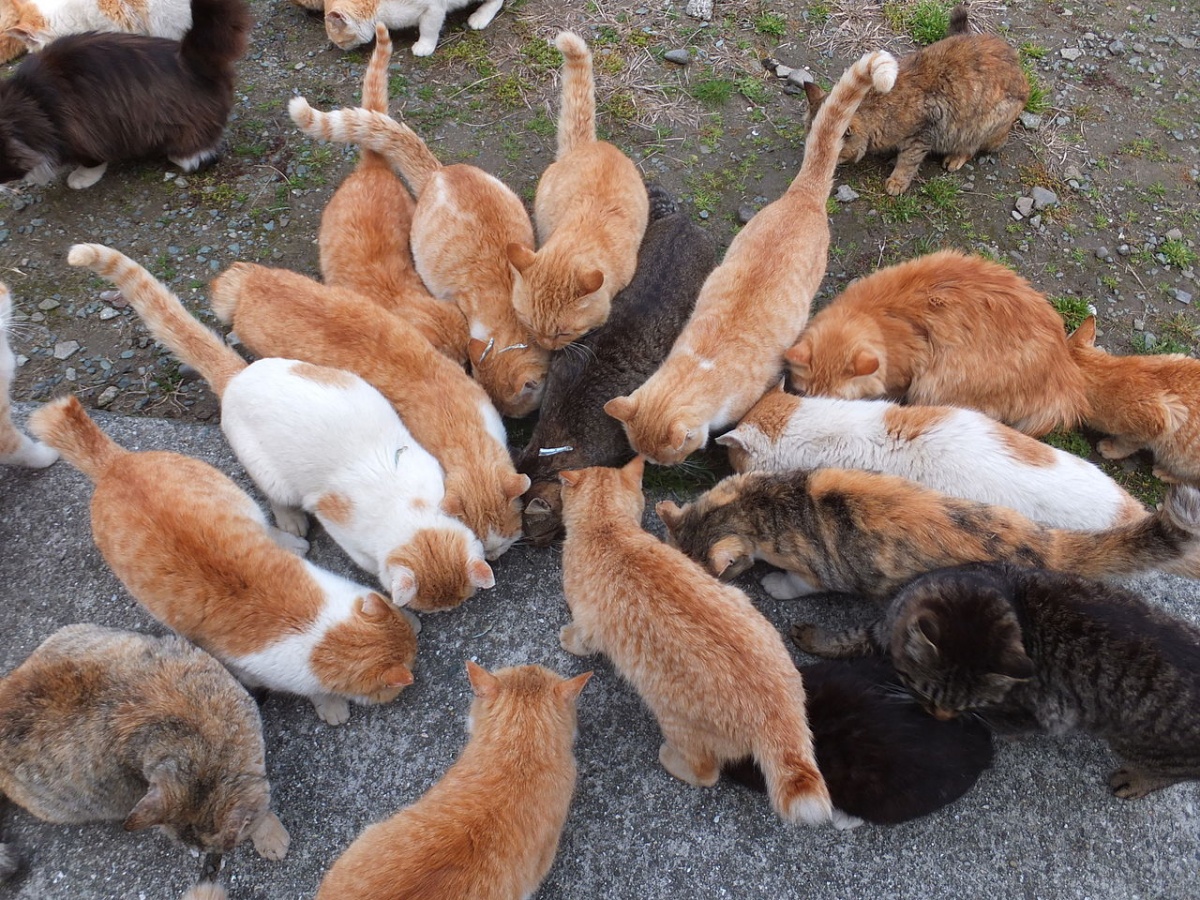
[1,404,1198,900]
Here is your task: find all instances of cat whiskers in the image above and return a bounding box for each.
[560,341,596,365]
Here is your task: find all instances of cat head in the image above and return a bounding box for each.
[604,392,709,466]
[802,81,873,164]
[1,0,50,51]
[464,660,592,741]
[309,592,419,705]
[442,468,530,560]
[507,243,608,350]
[558,457,647,528]
[323,8,376,51]
[785,320,888,400]
[520,479,566,547]
[714,381,796,472]
[385,526,495,613]
[655,476,757,579]
[467,336,550,418]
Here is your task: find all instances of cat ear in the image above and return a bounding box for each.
[5,26,37,46]
[468,558,495,590]
[604,395,638,423]
[998,650,1035,681]
[621,455,645,486]
[708,536,748,577]
[506,243,537,274]
[380,664,414,688]
[441,491,465,517]
[655,500,684,532]
[578,269,604,295]
[124,782,171,832]
[784,340,811,369]
[526,497,553,518]
[504,472,532,499]
[668,421,693,453]
[1067,316,1097,348]
[851,349,879,377]
[802,81,827,112]
[556,670,593,701]
[714,429,746,450]
[359,592,395,620]
[465,660,500,699]
[905,616,940,663]
[468,338,489,365]
[558,469,584,488]
[388,570,417,608]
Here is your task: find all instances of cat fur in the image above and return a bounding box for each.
[28,396,420,725]
[785,249,1089,437]
[0,0,191,62]
[603,50,898,465]
[316,661,590,900]
[559,457,833,825]
[0,282,57,467]
[317,0,504,56]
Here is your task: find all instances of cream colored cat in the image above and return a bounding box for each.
[0,0,191,62]
[0,283,57,468]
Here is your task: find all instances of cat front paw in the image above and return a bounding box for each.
[67,163,109,189]
[272,504,309,537]
[884,174,912,196]
[411,38,437,56]
[4,437,58,468]
[831,808,865,830]
[559,624,592,656]
[251,811,290,861]
[1097,437,1138,460]
[760,571,814,600]
[268,527,310,556]
[312,694,351,725]
[1108,766,1175,799]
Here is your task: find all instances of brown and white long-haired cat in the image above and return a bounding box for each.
[604,50,898,465]
[1,283,57,468]
[0,0,249,189]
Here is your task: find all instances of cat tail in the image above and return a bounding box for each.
[289,99,441,195]
[67,244,246,398]
[948,5,971,35]
[554,31,595,158]
[756,729,833,825]
[180,883,227,900]
[178,0,252,82]
[28,396,126,482]
[789,50,898,195]
[356,24,394,172]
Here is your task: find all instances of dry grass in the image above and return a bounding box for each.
[809,1,1010,62]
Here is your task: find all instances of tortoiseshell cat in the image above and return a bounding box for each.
[793,563,1200,799]
[515,185,716,545]
[657,469,1200,602]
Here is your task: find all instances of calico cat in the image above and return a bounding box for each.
[0,283,57,468]
[559,457,833,825]
[28,396,420,725]
[1067,315,1200,483]
[316,661,590,900]
[785,249,1089,437]
[656,468,1200,602]
[515,185,716,545]
[793,563,1200,799]
[318,25,469,368]
[209,263,529,559]
[291,45,548,419]
[0,0,249,189]
[603,51,898,465]
[0,624,289,878]
[802,5,1028,195]
[306,0,504,56]
[0,0,191,63]
[69,243,494,612]
[723,656,993,827]
[504,31,650,351]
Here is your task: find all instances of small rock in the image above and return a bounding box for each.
[685,0,712,20]
[1108,40,1125,55]
[1166,228,1183,241]
[1031,186,1058,210]
[65,367,76,382]
[1095,247,1110,260]
[663,49,690,65]
[698,210,709,220]
[1064,164,1083,182]
[1030,215,1043,228]
[1177,289,1193,305]
[1060,48,1083,61]
[1117,244,1131,256]
[1015,197,1035,217]
[1180,37,1198,50]
[15,354,28,367]
[1011,210,1024,221]
[1134,318,1145,331]
[119,349,135,359]
[53,340,80,360]
[37,299,60,311]
[835,185,860,203]
[1019,112,1043,130]
[99,307,120,321]
[737,205,756,225]
[97,386,120,408]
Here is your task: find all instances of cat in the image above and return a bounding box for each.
[515,184,716,545]
[655,467,1200,602]
[559,456,834,825]
[291,40,548,418]
[311,0,505,56]
[0,623,289,881]
[0,0,191,63]
[209,263,529,559]
[722,656,993,827]
[603,50,898,465]
[0,283,57,468]
[504,31,649,351]
[316,661,590,900]
[1067,315,1200,484]
[784,249,1089,437]
[69,242,494,613]
[0,0,249,189]
[318,25,469,368]
[801,5,1028,195]
[28,396,421,725]
[792,563,1200,799]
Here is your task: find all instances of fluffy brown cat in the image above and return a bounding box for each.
[209,263,529,558]
[559,457,834,825]
[785,250,1088,437]
[1067,316,1200,483]
[316,661,590,900]
[803,5,1028,195]
[603,50,897,465]
[504,31,649,351]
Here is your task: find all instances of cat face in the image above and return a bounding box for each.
[309,593,420,703]
[604,394,709,466]
[0,0,49,51]
[655,480,757,579]
[442,469,529,560]
[508,244,607,350]
[467,337,550,418]
[786,329,887,400]
[323,9,375,51]
[125,767,272,855]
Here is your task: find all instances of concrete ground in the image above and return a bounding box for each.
[1,406,1198,900]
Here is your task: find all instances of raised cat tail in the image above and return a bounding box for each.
[554,31,596,158]
[68,244,246,398]
[356,24,394,172]
[179,0,252,82]
[789,50,897,195]
[948,4,971,35]
[28,396,126,482]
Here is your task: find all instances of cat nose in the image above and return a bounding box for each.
[931,707,959,722]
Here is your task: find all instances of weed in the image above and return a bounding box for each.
[883,1,951,45]
[528,111,556,138]
[491,74,525,109]
[1160,238,1196,269]
[521,37,561,72]
[1050,295,1093,331]
[600,90,638,124]
[754,12,787,37]
[826,196,839,216]
[1042,429,1091,458]
[806,2,831,25]
[1159,311,1199,349]
[594,25,620,47]
[1101,274,1120,290]
[1133,332,1189,355]
[1021,60,1049,114]
[1147,182,1168,199]
[388,73,409,96]
[153,253,178,282]
[500,133,524,164]
[597,52,625,77]
[921,176,960,211]
[735,76,770,105]
[1093,214,1111,229]
[691,78,734,106]
[878,193,922,224]
[1019,42,1047,60]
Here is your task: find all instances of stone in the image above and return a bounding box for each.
[1060,48,1083,61]
[737,205,756,225]
[96,386,120,408]
[1064,164,1084,182]
[685,0,712,20]
[835,185,860,203]
[53,340,80,360]
[99,307,120,321]
[1117,244,1131,256]
[1177,289,1194,305]
[664,49,690,65]
[1108,40,1125,55]
[37,299,60,311]
[1015,197,1035,217]
[1019,112,1043,130]
[1095,247,1110,260]
[1031,186,1058,210]
[1166,228,1184,241]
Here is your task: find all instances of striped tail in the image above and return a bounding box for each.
[554,31,595,158]
[68,244,245,398]
[789,50,897,194]
[209,262,254,325]
[357,23,393,171]
[28,395,125,482]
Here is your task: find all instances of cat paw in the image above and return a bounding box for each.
[884,174,912,196]
[3,438,58,468]
[760,571,814,600]
[272,504,309,537]
[251,811,290,861]
[1097,438,1137,460]
[942,154,971,171]
[1108,766,1174,799]
[467,0,501,29]
[268,528,310,556]
[790,622,824,654]
[67,163,108,189]
[411,38,437,56]
[1151,467,1180,484]
[832,808,865,830]
[312,694,351,725]
[559,624,592,656]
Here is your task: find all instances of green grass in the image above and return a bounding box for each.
[754,12,788,37]
[527,111,556,138]
[1042,430,1091,458]
[1021,59,1049,114]
[1160,238,1197,269]
[1049,295,1094,331]
[735,76,770,105]
[521,37,562,72]
[690,78,734,106]
[883,0,952,45]
[877,193,922,224]
[921,176,961,211]
[806,1,831,25]
[1132,332,1190,355]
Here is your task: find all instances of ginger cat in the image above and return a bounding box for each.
[559,457,834,826]
[70,243,493,612]
[604,50,898,465]
[29,396,420,725]
[1068,316,1200,483]
[311,0,504,56]
[1,283,57,468]
[0,0,191,63]
[504,31,650,351]
[785,250,1088,437]
[318,25,469,368]
[209,263,529,558]
[316,661,590,900]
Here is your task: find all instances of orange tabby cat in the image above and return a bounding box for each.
[316,661,590,900]
[504,31,650,350]
[1068,316,1200,482]
[28,396,420,726]
[604,50,898,465]
[784,250,1089,437]
[559,457,833,825]
[210,263,528,558]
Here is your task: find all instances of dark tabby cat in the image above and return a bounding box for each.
[514,184,715,545]
[656,468,1200,601]
[724,656,993,826]
[793,563,1200,799]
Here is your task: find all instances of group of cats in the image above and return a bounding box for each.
[3,5,1200,900]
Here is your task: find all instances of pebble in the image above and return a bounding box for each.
[1019,112,1043,130]
[835,185,860,203]
[1015,197,1035,217]
[1117,244,1131,256]
[99,307,120,321]
[737,205,756,225]
[1060,48,1083,61]
[664,49,690,65]
[1031,186,1058,210]
[38,299,60,311]
[1109,40,1125,55]
[1095,247,1110,260]
[53,341,80,360]
[1177,289,1193,305]
[97,386,120,408]
[119,350,135,359]
[1166,228,1183,241]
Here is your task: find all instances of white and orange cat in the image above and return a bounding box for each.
[293,27,548,417]
[559,457,834,826]
[69,243,494,612]
[0,283,57,468]
[294,0,504,56]
[0,0,191,63]
[316,661,590,900]
[604,51,898,465]
[29,395,420,725]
